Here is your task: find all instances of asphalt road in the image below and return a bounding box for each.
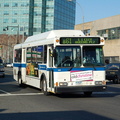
[0,67,120,120]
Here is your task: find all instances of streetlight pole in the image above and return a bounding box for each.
[67,0,84,33]
[6,25,19,44]
[3,25,19,63]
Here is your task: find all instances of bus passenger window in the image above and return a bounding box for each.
[14,49,22,62]
[32,47,37,63]
[26,48,32,63]
[37,46,43,63]
[44,45,47,63]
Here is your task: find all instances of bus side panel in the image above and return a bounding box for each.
[93,71,105,81]
[25,76,40,88]
[13,66,19,81]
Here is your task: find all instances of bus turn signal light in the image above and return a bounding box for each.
[56,39,59,43]
[100,39,104,42]
[55,82,58,87]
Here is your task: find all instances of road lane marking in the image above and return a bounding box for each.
[0,89,11,95]
[0,92,43,97]
[0,91,120,97]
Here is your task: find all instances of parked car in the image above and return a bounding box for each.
[6,63,13,67]
[106,63,120,84]
[0,63,5,77]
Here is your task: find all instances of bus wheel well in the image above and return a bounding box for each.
[18,71,21,80]
[17,71,24,87]
[40,74,49,95]
[18,71,21,75]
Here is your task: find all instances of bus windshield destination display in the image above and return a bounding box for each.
[60,37,100,44]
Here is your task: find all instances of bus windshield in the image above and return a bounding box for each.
[54,46,104,67]
[83,46,104,66]
[55,46,81,67]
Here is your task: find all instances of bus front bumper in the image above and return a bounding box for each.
[55,85,107,94]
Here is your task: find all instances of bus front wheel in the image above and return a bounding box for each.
[84,92,92,96]
[42,78,49,95]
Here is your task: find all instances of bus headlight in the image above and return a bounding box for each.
[95,81,102,85]
[95,81,106,85]
[59,82,68,86]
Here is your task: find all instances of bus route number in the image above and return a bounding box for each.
[62,38,72,44]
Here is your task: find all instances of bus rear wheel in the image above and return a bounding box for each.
[42,78,49,95]
[18,74,24,87]
[84,92,92,96]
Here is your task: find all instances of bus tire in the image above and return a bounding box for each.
[42,78,49,95]
[18,73,24,87]
[84,92,92,96]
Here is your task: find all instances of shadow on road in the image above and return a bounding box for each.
[0,74,120,98]
[0,74,27,94]
[0,110,114,120]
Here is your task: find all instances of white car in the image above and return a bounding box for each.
[6,63,13,67]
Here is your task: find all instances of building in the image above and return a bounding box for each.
[0,0,76,62]
[0,0,76,36]
[75,15,120,63]
[0,34,26,63]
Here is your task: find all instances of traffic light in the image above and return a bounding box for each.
[3,26,8,31]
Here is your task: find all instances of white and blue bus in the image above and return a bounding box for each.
[13,30,107,95]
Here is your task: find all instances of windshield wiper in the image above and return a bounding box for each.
[83,63,96,70]
[92,63,96,70]
[68,61,75,71]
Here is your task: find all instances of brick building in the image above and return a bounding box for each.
[0,34,26,63]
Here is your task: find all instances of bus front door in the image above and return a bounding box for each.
[48,46,54,92]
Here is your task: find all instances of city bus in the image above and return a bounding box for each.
[13,30,107,96]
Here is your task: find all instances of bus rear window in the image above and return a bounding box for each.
[14,49,22,62]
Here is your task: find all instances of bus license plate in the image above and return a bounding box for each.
[75,81,82,85]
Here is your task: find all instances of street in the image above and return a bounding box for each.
[0,68,120,120]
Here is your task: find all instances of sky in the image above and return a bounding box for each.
[75,0,120,24]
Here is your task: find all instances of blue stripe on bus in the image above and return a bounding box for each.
[13,63,26,68]
[13,63,105,71]
[47,67,105,72]
[38,65,47,70]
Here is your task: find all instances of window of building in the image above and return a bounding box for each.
[12,19,17,23]
[4,11,9,15]
[21,3,29,7]
[12,3,18,7]
[4,3,9,7]
[97,27,120,40]
[84,29,90,35]
[33,28,41,32]
[105,56,119,63]
[12,11,18,15]
[3,19,9,23]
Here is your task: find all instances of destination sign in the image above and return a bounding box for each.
[60,37,100,44]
